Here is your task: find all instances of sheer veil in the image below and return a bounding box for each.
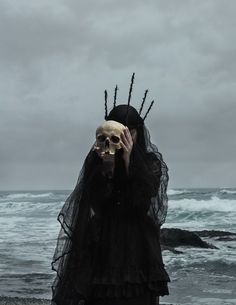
[51,76,169,304]
[51,123,168,304]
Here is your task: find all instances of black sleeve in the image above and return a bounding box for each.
[83,151,114,213]
[127,145,162,214]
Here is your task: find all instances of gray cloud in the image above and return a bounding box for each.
[0,0,235,189]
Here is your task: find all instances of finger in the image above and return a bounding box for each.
[123,128,133,147]
[121,137,132,153]
[122,128,133,146]
[120,140,129,152]
[121,132,129,148]
[124,127,133,143]
[121,133,133,153]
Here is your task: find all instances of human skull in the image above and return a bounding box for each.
[95,120,126,155]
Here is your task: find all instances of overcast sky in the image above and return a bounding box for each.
[0,0,235,190]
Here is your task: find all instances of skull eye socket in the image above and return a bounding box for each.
[111,135,120,144]
[97,135,106,142]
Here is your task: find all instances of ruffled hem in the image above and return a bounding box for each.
[89,281,169,299]
[91,264,170,285]
[87,264,170,298]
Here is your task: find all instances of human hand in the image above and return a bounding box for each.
[120,127,134,172]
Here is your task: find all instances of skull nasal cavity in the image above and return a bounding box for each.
[105,139,110,147]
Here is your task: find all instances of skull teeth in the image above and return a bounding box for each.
[96,120,125,156]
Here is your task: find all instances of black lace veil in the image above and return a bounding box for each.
[105,104,168,224]
[51,104,169,305]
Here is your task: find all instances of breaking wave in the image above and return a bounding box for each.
[169,196,236,212]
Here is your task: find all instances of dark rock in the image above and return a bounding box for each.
[193,230,236,238]
[160,228,217,249]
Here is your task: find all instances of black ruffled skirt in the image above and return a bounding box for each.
[77,212,170,302]
[87,290,157,305]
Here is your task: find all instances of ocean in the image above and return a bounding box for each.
[0,189,235,305]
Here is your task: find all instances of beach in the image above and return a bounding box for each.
[0,189,235,305]
[0,297,175,305]
[0,297,49,305]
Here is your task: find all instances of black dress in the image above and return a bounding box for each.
[51,147,170,305]
[78,150,170,304]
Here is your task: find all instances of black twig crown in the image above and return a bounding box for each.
[104,73,155,123]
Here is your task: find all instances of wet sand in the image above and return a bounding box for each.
[0,297,48,305]
[0,297,175,305]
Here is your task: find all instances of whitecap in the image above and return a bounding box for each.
[4,192,54,200]
[169,196,236,212]
[220,189,236,194]
[167,189,191,196]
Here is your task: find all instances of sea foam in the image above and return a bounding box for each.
[169,196,236,212]
[167,189,191,196]
[2,192,54,200]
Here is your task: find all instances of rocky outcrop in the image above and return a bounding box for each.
[160,228,217,250]
[193,229,236,238]
[193,229,236,241]
[160,228,236,254]
[160,228,236,253]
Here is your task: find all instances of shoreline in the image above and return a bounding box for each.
[0,297,175,305]
[0,297,49,305]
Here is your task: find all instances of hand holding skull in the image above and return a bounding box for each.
[120,127,134,173]
[94,121,134,176]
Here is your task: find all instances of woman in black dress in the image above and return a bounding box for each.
[51,79,170,305]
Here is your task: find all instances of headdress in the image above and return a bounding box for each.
[104,73,155,124]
